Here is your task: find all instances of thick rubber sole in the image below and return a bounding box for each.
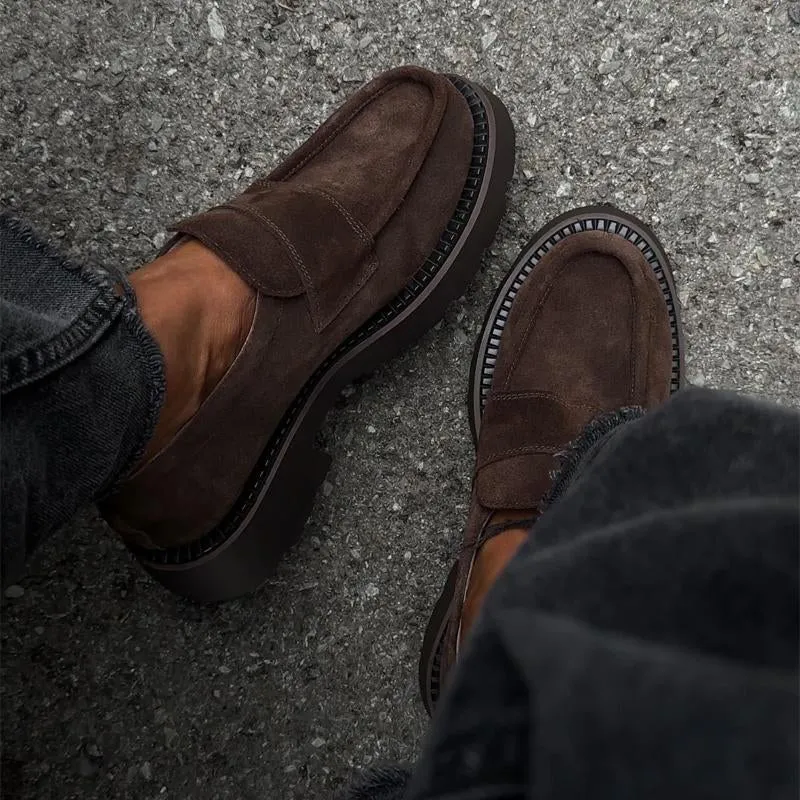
[418,561,458,715]
[132,77,517,602]
[420,206,686,714]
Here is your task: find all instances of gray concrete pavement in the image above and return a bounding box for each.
[2,0,798,797]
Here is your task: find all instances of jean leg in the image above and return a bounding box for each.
[405,389,799,800]
[0,214,164,583]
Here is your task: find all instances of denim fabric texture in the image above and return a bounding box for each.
[0,216,797,800]
[344,388,799,800]
[1,213,164,583]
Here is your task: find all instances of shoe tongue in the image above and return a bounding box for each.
[475,391,596,509]
[168,181,377,332]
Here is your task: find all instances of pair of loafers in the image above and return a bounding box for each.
[100,66,684,713]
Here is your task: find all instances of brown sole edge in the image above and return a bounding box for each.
[418,562,458,715]
[136,80,517,602]
[420,206,686,714]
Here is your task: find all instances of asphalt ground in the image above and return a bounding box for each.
[2,1,799,797]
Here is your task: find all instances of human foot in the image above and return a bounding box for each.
[459,512,531,640]
[100,66,515,602]
[419,206,685,713]
[130,239,256,464]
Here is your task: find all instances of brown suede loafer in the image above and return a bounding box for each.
[100,66,515,602]
[419,206,685,713]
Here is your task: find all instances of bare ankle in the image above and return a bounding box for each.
[131,240,255,464]
[460,511,534,643]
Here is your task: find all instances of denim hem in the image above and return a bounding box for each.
[337,765,413,800]
[0,213,126,394]
[540,406,646,513]
[111,297,166,488]
[0,212,166,489]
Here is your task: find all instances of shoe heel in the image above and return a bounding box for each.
[141,441,332,603]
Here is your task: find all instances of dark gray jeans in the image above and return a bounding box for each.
[347,390,799,800]
[1,214,798,799]
[0,213,164,583]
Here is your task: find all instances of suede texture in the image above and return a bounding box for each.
[439,229,675,685]
[100,66,473,547]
